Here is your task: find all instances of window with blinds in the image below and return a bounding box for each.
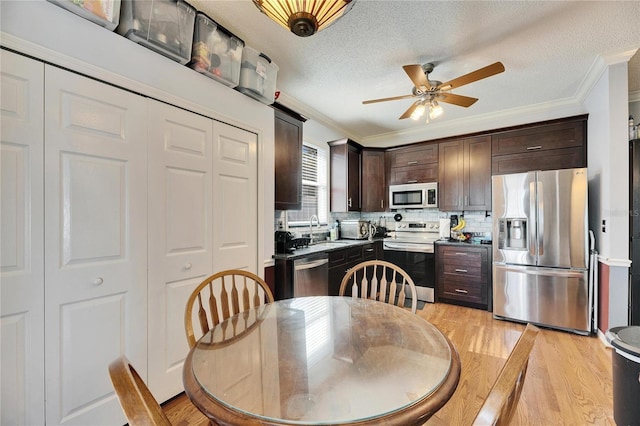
[288,142,328,225]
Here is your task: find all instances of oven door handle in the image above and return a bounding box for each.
[383,242,433,253]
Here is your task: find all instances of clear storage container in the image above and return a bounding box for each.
[189,12,244,88]
[47,0,121,30]
[237,46,279,105]
[117,0,196,64]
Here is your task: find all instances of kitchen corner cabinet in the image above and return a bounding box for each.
[491,115,587,175]
[274,107,304,210]
[436,243,492,310]
[362,149,386,211]
[387,143,439,185]
[329,138,362,212]
[439,136,491,211]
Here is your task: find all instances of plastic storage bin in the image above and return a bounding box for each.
[47,0,121,30]
[189,12,244,88]
[237,46,279,105]
[117,0,196,64]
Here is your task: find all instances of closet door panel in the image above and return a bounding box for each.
[44,65,147,425]
[212,122,258,273]
[0,50,45,426]
[147,100,213,402]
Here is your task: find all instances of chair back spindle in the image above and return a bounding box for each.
[339,260,418,313]
[185,269,274,348]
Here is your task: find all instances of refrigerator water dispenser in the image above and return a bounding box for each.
[498,218,527,250]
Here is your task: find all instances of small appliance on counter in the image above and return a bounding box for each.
[275,231,309,254]
[438,218,450,240]
[340,220,370,240]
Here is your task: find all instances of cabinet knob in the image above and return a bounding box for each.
[407,160,418,165]
[526,145,543,150]
[407,180,418,184]
[348,197,352,208]
[454,289,468,294]
[455,269,468,273]
[184,263,193,270]
[454,252,467,256]
[93,277,104,286]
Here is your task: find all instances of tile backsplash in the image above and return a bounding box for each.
[276,209,493,239]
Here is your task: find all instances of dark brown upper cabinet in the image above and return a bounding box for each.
[387,143,439,185]
[329,138,361,212]
[439,136,491,211]
[361,149,386,212]
[274,106,304,210]
[491,115,587,175]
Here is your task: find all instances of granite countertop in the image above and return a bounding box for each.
[273,238,382,260]
[435,239,493,246]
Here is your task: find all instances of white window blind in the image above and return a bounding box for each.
[288,142,328,225]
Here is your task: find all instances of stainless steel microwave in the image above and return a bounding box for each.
[389,182,438,209]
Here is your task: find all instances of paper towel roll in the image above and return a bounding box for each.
[439,218,451,240]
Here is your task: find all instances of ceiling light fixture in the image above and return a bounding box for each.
[411,102,426,121]
[429,100,443,120]
[253,0,355,37]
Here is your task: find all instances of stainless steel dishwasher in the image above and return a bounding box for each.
[293,253,329,297]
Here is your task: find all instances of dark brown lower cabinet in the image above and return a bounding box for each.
[436,243,492,311]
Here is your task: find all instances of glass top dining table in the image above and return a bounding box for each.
[183,296,460,426]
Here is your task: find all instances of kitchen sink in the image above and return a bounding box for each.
[308,241,352,249]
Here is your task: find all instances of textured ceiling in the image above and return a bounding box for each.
[189,0,640,146]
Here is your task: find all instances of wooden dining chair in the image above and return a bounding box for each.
[108,355,172,426]
[339,259,419,313]
[184,269,275,348]
[471,323,540,426]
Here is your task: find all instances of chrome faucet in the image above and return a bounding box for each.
[309,215,320,244]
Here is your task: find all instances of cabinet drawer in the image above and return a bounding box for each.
[440,246,484,263]
[362,244,377,260]
[441,263,482,280]
[389,163,438,185]
[441,279,485,303]
[491,121,585,155]
[388,143,438,167]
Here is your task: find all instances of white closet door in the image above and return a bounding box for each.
[44,66,147,425]
[0,50,45,426]
[212,122,258,273]
[147,100,213,402]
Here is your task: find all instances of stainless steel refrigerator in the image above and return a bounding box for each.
[492,168,593,335]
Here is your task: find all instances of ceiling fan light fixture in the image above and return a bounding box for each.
[411,103,426,120]
[253,0,355,37]
[429,101,443,119]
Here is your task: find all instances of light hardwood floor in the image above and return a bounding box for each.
[163,302,615,425]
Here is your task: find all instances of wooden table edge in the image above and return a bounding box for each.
[183,325,461,426]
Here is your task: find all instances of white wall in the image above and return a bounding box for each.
[1,0,276,268]
[584,53,634,329]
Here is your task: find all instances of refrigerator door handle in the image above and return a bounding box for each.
[498,264,586,278]
[529,181,537,257]
[538,180,544,256]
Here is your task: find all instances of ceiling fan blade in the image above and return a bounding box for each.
[399,102,420,120]
[437,92,479,108]
[362,94,416,104]
[437,62,505,91]
[403,64,432,91]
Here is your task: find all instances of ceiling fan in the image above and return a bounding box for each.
[362,61,505,121]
